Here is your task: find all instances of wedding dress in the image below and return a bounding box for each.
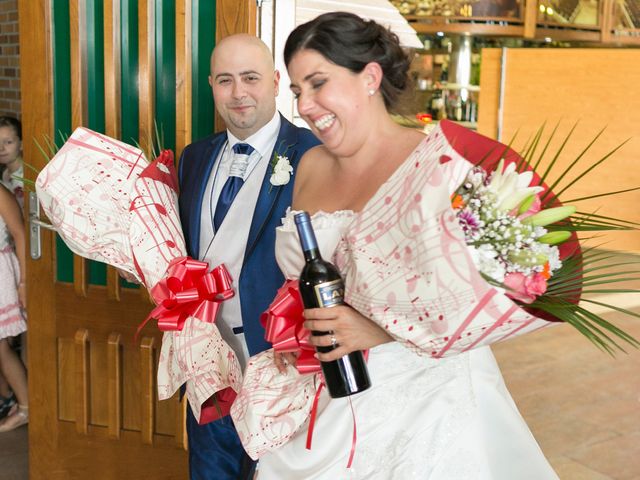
[252,209,558,480]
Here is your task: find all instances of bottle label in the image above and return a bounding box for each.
[313,279,344,308]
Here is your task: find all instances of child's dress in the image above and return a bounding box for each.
[0,214,26,339]
[2,164,24,210]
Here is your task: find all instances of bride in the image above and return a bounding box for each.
[232,12,558,479]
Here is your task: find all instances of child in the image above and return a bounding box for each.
[0,184,28,431]
[0,116,24,209]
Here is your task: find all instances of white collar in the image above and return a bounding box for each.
[226,111,281,158]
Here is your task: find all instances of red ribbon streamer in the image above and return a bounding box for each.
[305,381,324,451]
[136,257,234,339]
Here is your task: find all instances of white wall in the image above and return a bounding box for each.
[259,0,307,127]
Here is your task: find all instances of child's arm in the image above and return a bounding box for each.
[0,185,26,307]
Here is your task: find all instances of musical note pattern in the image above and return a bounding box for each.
[232,123,553,458]
[36,127,241,421]
[335,125,551,358]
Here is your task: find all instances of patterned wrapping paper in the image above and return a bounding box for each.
[232,122,554,459]
[35,127,242,421]
[336,125,552,358]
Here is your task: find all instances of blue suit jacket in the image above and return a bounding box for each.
[178,114,320,355]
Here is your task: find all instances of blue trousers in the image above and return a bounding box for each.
[187,404,256,480]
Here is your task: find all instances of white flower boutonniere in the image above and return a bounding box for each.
[269,153,293,189]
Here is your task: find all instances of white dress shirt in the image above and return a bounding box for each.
[198,111,282,366]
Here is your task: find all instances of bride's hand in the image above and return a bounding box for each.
[303,305,393,362]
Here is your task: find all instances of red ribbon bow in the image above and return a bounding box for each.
[262,280,363,467]
[261,280,363,468]
[260,280,321,375]
[136,257,234,339]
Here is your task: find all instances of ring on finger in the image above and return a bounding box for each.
[330,334,338,348]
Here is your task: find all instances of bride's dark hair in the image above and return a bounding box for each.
[284,11,411,113]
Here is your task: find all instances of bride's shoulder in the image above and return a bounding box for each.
[297,144,331,171]
[293,145,331,193]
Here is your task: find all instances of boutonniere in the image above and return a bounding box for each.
[269,142,294,191]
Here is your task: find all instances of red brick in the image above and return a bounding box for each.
[0,0,20,120]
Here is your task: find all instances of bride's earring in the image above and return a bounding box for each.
[368,89,376,96]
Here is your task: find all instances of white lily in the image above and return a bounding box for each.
[487,159,544,211]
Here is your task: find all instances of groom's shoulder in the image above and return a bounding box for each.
[178,131,226,180]
[183,131,226,158]
[297,126,320,148]
[278,114,320,150]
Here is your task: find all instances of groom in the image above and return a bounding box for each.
[178,34,319,479]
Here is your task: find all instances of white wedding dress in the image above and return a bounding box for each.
[255,210,557,480]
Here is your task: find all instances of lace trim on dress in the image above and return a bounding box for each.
[278,207,355,232]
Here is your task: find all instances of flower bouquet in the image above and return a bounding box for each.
[444,119,639,353]
[35,127,242,423]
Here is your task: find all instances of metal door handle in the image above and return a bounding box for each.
[28,191,55,260]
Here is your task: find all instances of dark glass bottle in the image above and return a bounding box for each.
[294,211,371,398]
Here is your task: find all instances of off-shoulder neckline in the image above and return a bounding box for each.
[286,207,355,219]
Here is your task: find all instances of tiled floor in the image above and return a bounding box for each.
[494,311,640,480]
[1,287,638,479]
[494,251,640,480]
[0,423,28,479]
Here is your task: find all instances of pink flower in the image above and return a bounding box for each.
[516,195,542,220]
[504,272,548,304]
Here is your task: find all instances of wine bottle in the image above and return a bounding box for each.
[294,211,371,398]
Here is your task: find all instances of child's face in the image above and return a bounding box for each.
[0,126,22,167]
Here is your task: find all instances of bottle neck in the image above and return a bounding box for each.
[295,212,323,263]
[303,247,321,262]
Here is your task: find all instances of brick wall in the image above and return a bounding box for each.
[0,0,20,119]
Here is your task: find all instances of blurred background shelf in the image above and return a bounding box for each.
[392,0,640,44]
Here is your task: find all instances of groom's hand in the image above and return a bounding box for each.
[117,268,140,284]
[274,351,299,374]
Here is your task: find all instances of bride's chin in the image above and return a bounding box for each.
[316,123,342,147]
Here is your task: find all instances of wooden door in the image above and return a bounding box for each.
[477,47,640,252]
[18,1,254,478]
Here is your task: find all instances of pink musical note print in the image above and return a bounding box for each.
[36,127,242,423]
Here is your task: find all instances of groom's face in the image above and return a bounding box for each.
[209,37,280,140]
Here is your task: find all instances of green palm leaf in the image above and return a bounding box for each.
[551,138,631,201]
[538,121,578,188]
[540,124,605,203]
[562,186,640,204]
